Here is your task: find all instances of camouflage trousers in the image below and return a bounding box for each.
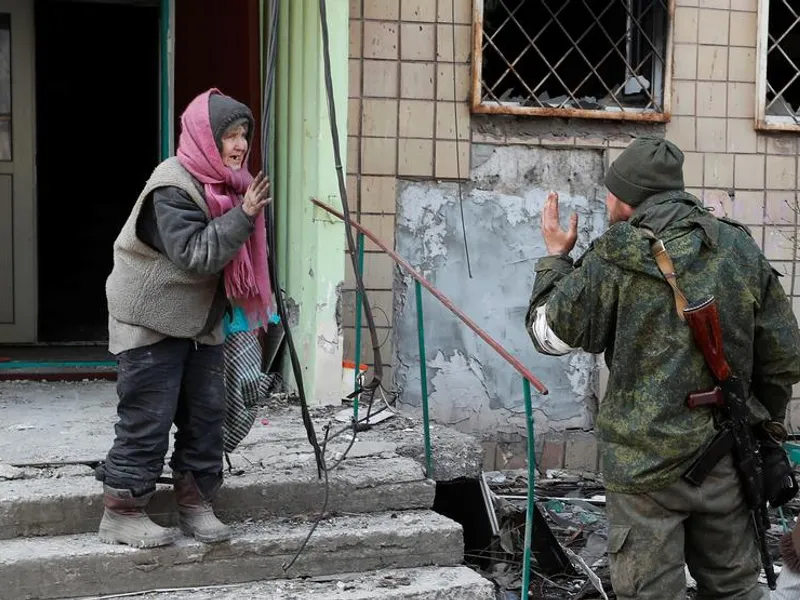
[606,454,767,600]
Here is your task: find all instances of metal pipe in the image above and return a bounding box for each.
[159,0,170,160]
[353,231,365,417]
[522,377,535,597]
[416,280,433,478]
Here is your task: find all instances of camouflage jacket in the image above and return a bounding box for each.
[526,191,800,493]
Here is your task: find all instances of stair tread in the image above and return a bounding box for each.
[1,510,465,600]
[0,510,457,560]
[0,456,436,539]
[79,566,495,600]
[0,455,427,499]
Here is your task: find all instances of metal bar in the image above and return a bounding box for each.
[471,0,486,111]
[472,102,669,121]
[496,0,583,107]
[353,232,365,417]
[529,0,617,99]
[416,280,433,478]
[486,0,569,99]
[579,0,661,109]
[310,198,549,394]
[538,0,627,110]
[481,33,541,105]
[522,377,535,597]
[616,0,667,67]
[159,0,170,160]
[756,0,770,129]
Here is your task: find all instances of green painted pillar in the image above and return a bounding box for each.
[273,0,347,405]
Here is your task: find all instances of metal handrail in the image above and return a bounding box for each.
[312,199,548,394]
[311,198,547,596]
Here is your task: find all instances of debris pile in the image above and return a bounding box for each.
[472,468,800,599]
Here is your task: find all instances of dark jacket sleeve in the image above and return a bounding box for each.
[152,186,255,275]
[751,261,800,421]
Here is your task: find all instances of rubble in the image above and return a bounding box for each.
[472,469,799,599]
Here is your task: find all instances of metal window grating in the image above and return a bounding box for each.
[471,0,673,122]
[760,0,800,129]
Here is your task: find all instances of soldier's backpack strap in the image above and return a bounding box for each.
[639,227,689,322]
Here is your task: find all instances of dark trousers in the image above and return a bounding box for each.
[99,338,225,497]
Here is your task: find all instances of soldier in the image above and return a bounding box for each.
[525,136,800,599]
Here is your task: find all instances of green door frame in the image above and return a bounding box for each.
[272,0,348,405]
[160,0,173,160]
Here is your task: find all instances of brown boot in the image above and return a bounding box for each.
[173,471,231,543]
[97,485,176,548]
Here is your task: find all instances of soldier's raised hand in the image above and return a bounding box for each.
[541,191,578,256]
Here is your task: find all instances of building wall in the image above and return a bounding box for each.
[345,0,473,383]
[347,0,800,467]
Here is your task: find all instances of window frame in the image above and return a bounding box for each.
[755,0,800,132]
[470,0,676,123]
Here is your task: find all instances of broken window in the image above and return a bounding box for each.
[472,0,673,121]
[757,0,800,130]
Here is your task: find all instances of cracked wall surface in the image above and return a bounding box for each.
[393,145,608,440]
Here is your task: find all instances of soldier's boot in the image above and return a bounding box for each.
[98,485,176,548]
[173,471,231,543]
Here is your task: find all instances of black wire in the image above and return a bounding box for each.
[451,0,473,279]
[318,0,384,388]
[261,0,323,479]
[275,0,390,571]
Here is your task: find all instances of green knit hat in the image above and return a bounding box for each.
[604,136,685,207]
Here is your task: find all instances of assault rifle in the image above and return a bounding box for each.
[682,296,777,590]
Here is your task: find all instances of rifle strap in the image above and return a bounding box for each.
[639,228,689,322]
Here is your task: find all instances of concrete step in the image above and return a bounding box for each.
[0,510,463,600]
[0,456,435,539]
[76,566,495,600]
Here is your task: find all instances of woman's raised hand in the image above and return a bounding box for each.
[243,171,271,218]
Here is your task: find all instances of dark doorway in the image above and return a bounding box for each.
[35,0,160,342]
[174,0,262,170]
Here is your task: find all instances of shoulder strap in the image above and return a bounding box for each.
[639,227,688,322]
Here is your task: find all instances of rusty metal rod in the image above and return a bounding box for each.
[311,198,549,395]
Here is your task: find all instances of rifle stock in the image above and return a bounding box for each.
[683,297,732,382]
[682,295,777,589]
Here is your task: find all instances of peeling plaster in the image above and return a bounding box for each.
[285,298,301,328]
[314,280,345,405]
[394,145,608,441]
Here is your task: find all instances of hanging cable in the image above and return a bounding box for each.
[450,0,473,279]
[257,0,386,570]
[260,0,324,478]
[317,0,384,389]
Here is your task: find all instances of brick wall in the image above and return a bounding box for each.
[346,0,473,382]
[347,0,800,434]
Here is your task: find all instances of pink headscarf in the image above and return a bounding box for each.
[176,88,274,330]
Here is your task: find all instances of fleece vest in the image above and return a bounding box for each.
[106,157,219,339]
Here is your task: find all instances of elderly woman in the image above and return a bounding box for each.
[97,88,274,548]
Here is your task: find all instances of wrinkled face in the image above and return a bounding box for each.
[221,124,248,170]
[606,191,633,224]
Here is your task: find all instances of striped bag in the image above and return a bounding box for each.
[222,330,280,453]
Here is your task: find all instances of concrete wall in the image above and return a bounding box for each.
[393,145,607,441]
